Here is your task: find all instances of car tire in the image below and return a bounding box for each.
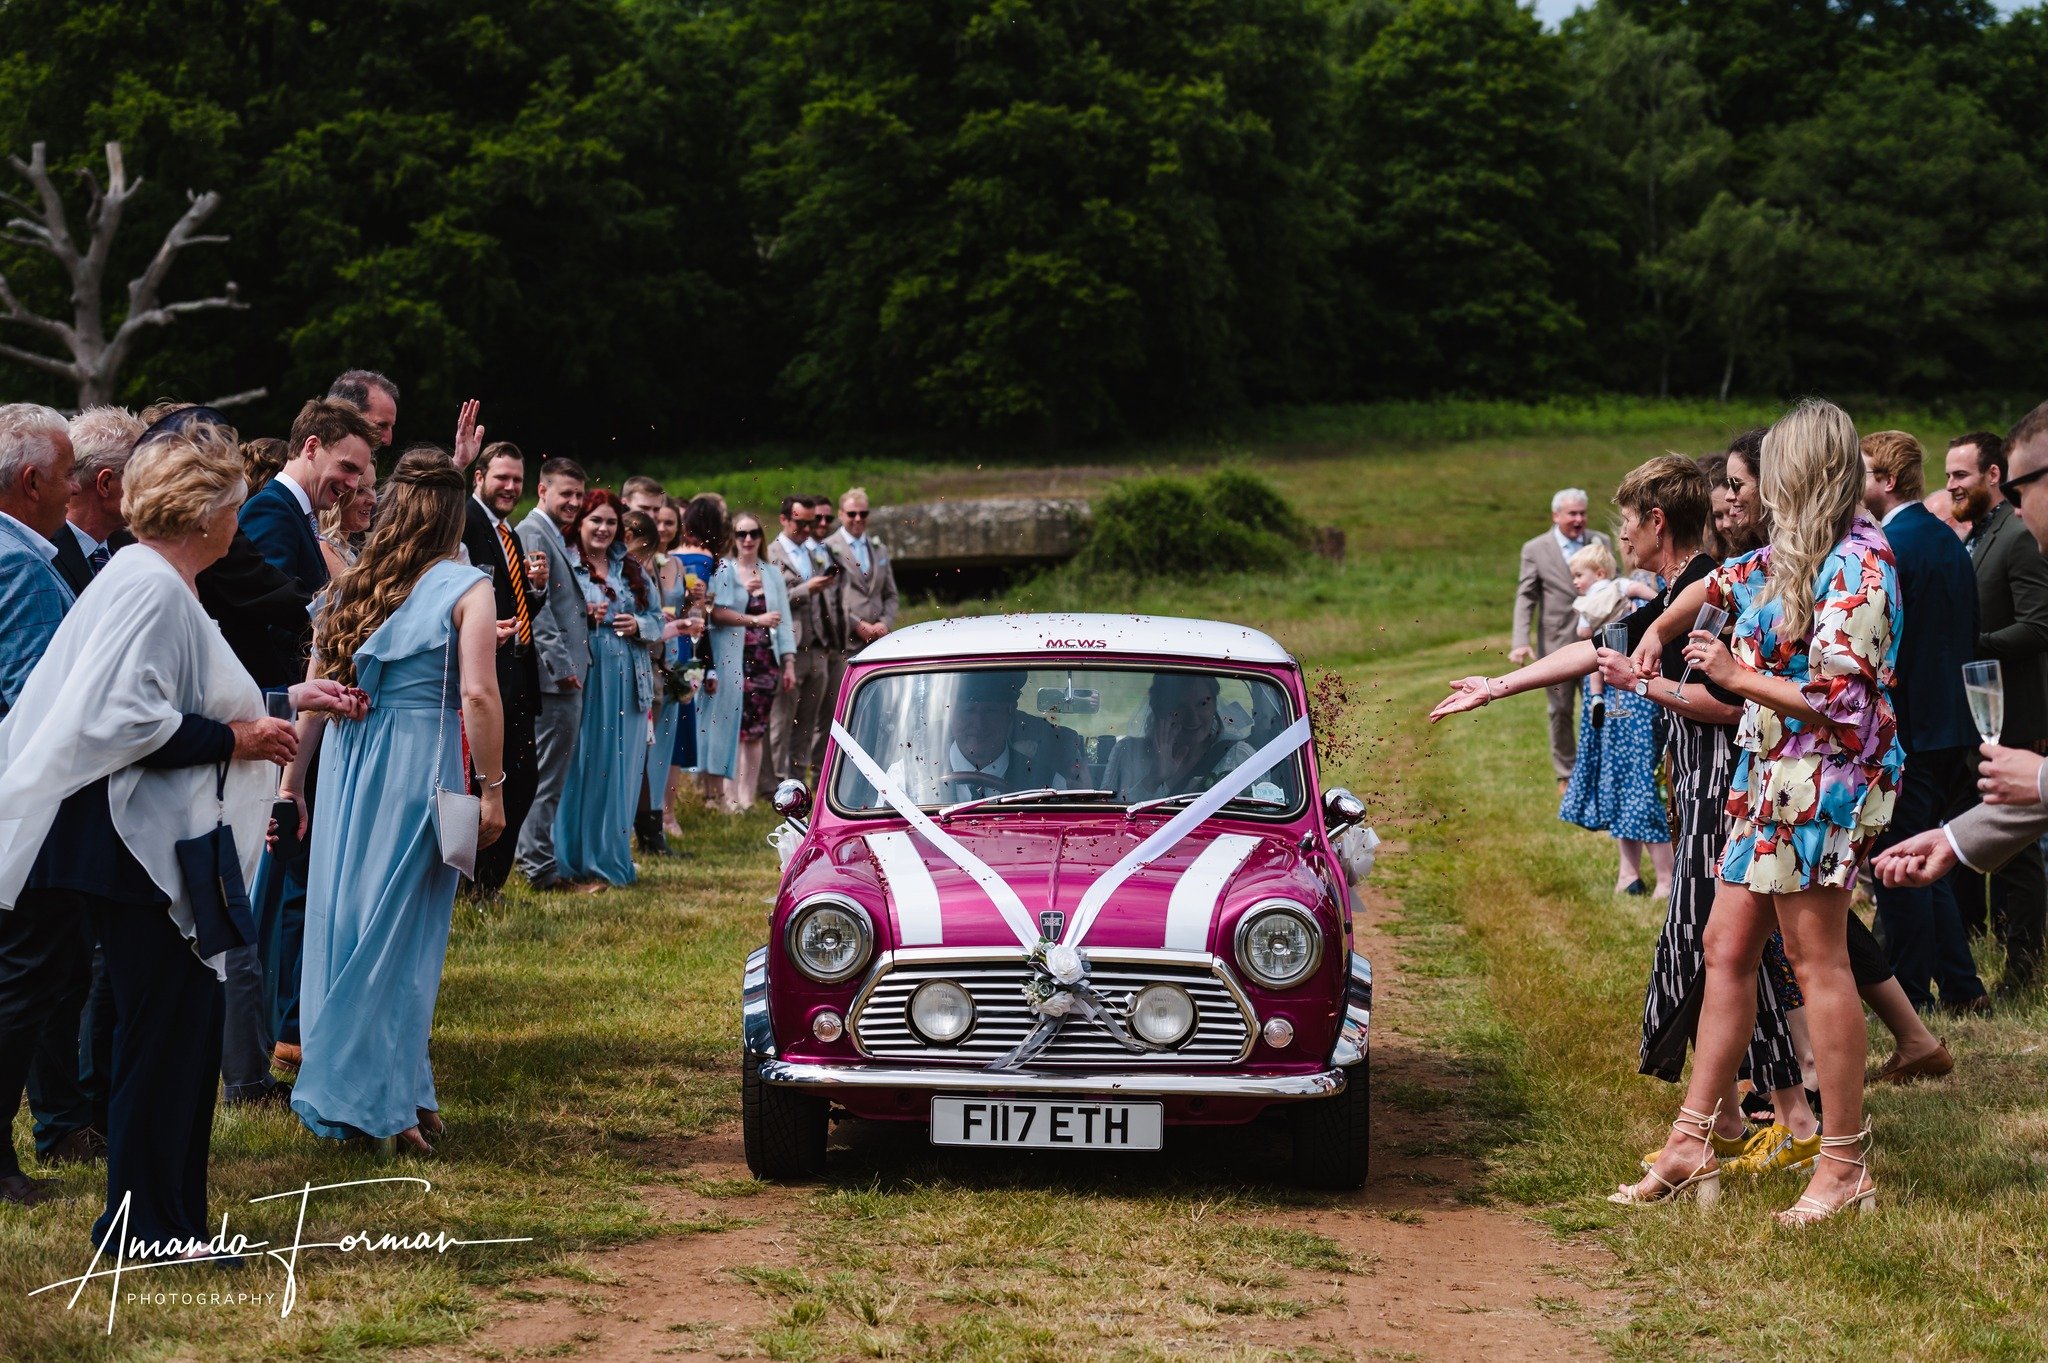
[742,1053,828,1180]
[1291,1057,1369,1189]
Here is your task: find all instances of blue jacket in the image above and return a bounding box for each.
[1884,500,1979,753]
[0,512,74,714]
[239,475,329,591]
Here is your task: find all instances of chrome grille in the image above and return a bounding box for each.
[852,957,1253,1066]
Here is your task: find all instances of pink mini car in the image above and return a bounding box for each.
[742,613,1376,1186]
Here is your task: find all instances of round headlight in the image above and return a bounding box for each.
[1130,984,1196,1046]
[908,979,975,1044]
[1235,904,1322,989]
[785,899,873,984]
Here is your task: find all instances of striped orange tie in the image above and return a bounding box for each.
[497,522,534,646]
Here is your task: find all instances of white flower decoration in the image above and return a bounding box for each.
[1045,944,1086,984]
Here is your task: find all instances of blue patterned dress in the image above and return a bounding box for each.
[553,552,661,884]
[1559,678,1669,843]
[293,559,485,1141]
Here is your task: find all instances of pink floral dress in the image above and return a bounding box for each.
[1705,513,1904,893]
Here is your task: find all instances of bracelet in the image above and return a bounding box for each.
[1483,677,1502,701]
[480,772,507,789]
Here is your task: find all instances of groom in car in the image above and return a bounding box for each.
[914,673,1074,803]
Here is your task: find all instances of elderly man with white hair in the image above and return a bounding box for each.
[51,406,146,594]
[1511,486,1613,787]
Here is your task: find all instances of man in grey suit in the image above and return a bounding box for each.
[515,456,593,891]
[1511,488,1612,785]
[768,495,838,785]
[1944,426,2048,992]
[1883,401,2048,998]
[826,485,898,651]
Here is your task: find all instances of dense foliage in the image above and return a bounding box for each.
[1075,467,1305,577]
[2,0,2045,451]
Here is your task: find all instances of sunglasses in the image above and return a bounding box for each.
[2004,465,2048,508]
[789,516,814,528]
[842,509,869,521]
[734,527,763,540]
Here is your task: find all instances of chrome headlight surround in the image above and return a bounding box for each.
[783,895,876,985]
[1233,901,1324,989]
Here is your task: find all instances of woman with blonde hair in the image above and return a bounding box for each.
[1620,399,1903,1222]
[284,447,504,1155]
[317,458,378,576]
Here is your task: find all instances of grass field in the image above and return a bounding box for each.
[6,397,2045,1360]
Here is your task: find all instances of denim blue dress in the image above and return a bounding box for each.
[645,559,690,805]
[293,559,484,1141]
[553,553,659,884]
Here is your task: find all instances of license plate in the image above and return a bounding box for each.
[929,1096,1163,1150]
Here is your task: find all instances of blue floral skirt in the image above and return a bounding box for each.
[1559,679,1669,843]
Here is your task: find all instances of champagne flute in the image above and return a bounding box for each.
[1599,624,1631,656]
[1670,604,1730,698]
[1963,659,2004,745]
[264,690,297,784]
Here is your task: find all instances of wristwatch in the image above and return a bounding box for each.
[1631,679,1650,696]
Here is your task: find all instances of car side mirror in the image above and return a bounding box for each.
[772,779,813,825]
[1322,788,1366,831]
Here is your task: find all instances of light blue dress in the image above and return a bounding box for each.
[696,557,795,779]
[293,559,485,1142]
[554,547,661,884]
[645,558,689,806]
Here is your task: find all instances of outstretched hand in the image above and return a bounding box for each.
[1429,676,1492,723]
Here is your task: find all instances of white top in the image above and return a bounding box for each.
[856,613,1294,666]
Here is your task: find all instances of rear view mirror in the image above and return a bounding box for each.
[1036,686,1101,715]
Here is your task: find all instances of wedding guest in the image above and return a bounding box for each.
[680,496,728,808]
[515,457,592,892]
[461,442,544,899]
[704,512,796,811]
[1945,428,2048,993]
[826,487,897,652]
[622,475,666,519]
[241,437,287,496]
[1625,399,1901,1223]
[287,449,501,1155]
[1433,455,1809,1174]
[1558,541,1669,897]
[1511,488,1614,788]
[316,458,377,577]
[243,397,377,1073]
[1860,431,1987,1024]
[0,416,358,1242]
[770,496,835,787]
[327,369,398,449]
[807,494,848,776]
[1723,429,1768,555]
[52,407,142,595]
[624,510,699,852]
[553,491,663,884]
[654,497,701,838]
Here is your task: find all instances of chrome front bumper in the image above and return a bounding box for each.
[756,1058,1346,1099]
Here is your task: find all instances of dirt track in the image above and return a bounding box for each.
[440,892,1620,1361]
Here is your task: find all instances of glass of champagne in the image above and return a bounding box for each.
[1599,624,1631,656]
[264,690,296,781]
[1963,659,2004,745]
[1670,604,1730,698]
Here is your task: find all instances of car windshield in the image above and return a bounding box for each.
[831,665,1304,816]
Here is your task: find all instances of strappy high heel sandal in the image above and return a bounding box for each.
[1609,1102,1722,1208]
[1774,1126,1875,1226]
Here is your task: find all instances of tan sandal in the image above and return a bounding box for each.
[1775,1127,1875,1225]
[1610,1102,1722,1208]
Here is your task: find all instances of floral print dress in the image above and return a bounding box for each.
[1706,513,1904,893]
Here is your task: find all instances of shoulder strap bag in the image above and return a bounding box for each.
[430,627,482,878]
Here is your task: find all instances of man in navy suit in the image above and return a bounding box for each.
[1864,431,1989,1019]
[241,397,376,1072]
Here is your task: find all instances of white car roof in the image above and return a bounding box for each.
[856,613,1295,666]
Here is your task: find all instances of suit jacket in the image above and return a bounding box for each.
[826,529,898,646]
[768,534,830,650]
[240,475,330,592]
[1512,528,1614,656]
[516,507,591,690]
[0,514,74,712]
[1966,500,2048,745]
[1884,501,1980,754]
[196,529,317,689]
[461,497,543,717]
[52,524,94,597]
[1949,790,2048,875]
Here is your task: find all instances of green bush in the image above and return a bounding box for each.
[1075,469,1304,578]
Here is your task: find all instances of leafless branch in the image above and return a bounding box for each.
[0,337,77,380]
[200,386,268,409]
[0,271,76,342]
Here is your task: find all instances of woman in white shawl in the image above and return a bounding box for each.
[0,417,359,1254]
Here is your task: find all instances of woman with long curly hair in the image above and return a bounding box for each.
[283,446,504,1155]
[1620,399,1903,1223]
[552,489,665,885]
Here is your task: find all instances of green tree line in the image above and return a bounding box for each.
[2,0,2043,453]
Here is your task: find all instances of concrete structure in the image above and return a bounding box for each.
[868,497,1090,571]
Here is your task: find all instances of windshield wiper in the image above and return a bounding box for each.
[1125,791,1293,820]
[937,787,1119,822]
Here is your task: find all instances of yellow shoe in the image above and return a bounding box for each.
[1642,1125,1757,1171]
[1724,1124,1822,1177]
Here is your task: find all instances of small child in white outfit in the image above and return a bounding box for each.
[1568,542,1654,725]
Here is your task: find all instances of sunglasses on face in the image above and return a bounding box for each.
[789,516,813,529]
[2004,465,2048,507]
[735,527,763,540]
[843,509,869,521]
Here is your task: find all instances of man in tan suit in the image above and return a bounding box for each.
[1511,488,1612,784]
[825,486,898,651]
[768,495,837,785]
[1876,397,2048,1002]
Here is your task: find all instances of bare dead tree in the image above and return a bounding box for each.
[0,141,265,408]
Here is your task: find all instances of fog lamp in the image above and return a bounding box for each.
[1131,984,1197,1046]
[908,979,975,1044]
